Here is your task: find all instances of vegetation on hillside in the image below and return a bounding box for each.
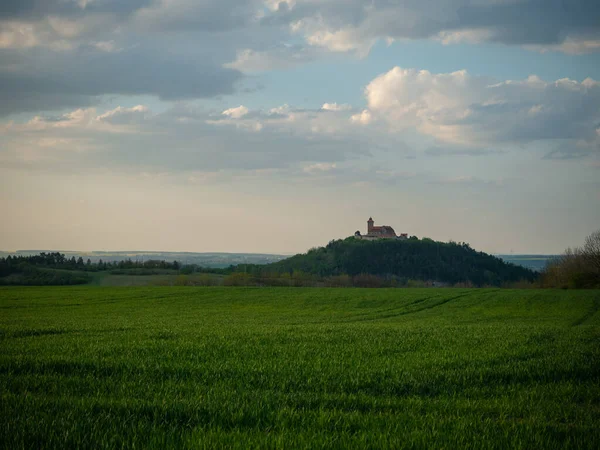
[541,229,600,288]
[240,237,537,287]
[0,252,182,285]
[0,237,540,287]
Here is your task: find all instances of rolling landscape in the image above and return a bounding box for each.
[0,250,557,272]
[2,287,599,448]
[1,232,599,447]
[2,0,600,448]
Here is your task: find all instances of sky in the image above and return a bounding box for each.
[1,0,599,255]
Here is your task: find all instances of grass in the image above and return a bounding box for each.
[1,287,599,449]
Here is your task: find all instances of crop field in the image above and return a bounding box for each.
[1,287,599,449]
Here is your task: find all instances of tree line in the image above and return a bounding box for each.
[3,231,598,288]
[0,252,181,272]
[540,230,600,288]
[0,252,183,285]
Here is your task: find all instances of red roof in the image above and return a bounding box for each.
[369,225,396,235]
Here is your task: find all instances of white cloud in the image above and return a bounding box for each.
[269,104,291,115]
[222,105,249,119]
[264,0,296,12]
[96,105,150,124]
[0,13,120,51]
[0,101,382,174]
[303,162,337,173]
[321,103,351,112]
[0,20,75,50]
[2,65,599,179]
[360,67,600,151]
[350,109,372,125]
[224,45,318,73]
[0,21,39,49]
[303,26,375,57]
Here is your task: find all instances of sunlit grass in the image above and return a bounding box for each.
[1,287,599,448]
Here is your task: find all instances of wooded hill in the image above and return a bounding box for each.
[257,237,537,286]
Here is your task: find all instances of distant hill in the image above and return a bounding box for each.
[262,237,537,286]
[496,255,557,272]
[0,251,287,268]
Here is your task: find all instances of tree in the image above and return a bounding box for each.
[583,230,600,273]
[541,229,600,288]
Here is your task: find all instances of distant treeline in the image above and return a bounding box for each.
[225,237,537,287]
[0,252,184,285]
[0,252,181,271]
[5,231,598,289]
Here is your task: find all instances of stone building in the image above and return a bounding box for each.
[354,217,408,240]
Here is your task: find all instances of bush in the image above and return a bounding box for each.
[541,230,600,289]
[223,273,254,287]
[352,273,384,288]
[324,274,352,288]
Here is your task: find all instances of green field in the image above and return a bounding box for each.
[1,287,599,449]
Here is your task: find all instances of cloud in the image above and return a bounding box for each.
[0,0,151,20]
[350,109,372,125]
[210,103,378,138]
[0,1,149,50]
[91,40,119,52]
[0,17,104,50]
[2,64,599,184]
[132,0,261,32]
[358,67,600,155]
[222,105,249,119]
[321,103,351,112]
[303,162,337,173]
[0,1,266,116]
[302,25,376,58]
[432,175,505,188]
[3,0,598,120]
[96,105,150,124]
[277,0,600,55]
[0,102,379,174]
[0,44,243,116]
[224,45,318,73]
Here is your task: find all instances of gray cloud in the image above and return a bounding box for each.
[271,0,600,53]
[453,0,600,45]
[0,44,242,116]
[133,0,261,33]
[0,0,152,20]
[0,1,281,116]
[1,0,599,120]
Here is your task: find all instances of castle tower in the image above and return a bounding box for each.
[367,217,374,233]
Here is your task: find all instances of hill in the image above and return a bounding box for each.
[261,237,537,286]
[496,254,557,272]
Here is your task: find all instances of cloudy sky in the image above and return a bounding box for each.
[1,0,599,254]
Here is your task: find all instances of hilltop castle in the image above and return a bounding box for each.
[354,217,408,240]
